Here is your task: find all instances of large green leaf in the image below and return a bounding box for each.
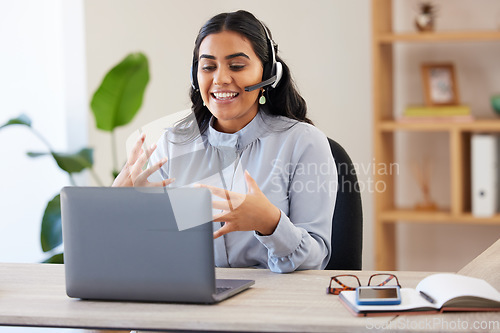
[0,114,32,129]
[41,194,62,253]
[43,252,64,264]
[27,148,93,174]
[90,52,149,131]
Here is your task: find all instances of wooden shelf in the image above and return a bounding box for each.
[377,30,500,44]
[380,210,500,225]
[378,121,464,132]
[380,209,453,223]
[372,0,500,270]
[377,119,500,132]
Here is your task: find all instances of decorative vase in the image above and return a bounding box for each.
[415,2,436,32]
[491,94,500,116]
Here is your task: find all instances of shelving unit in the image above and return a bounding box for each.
[372,0,500,270]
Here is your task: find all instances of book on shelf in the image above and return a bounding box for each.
[339,273,500,317]
[398,105,474,123]
[404,105,471,116]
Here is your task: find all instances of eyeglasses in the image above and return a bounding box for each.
[326,273,401,295]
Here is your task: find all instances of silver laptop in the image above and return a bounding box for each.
[60,186,254,304]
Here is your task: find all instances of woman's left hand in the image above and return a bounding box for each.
[197,170,281,239]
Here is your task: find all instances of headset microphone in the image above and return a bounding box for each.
[244,56,283,92]
[244,69,281,92]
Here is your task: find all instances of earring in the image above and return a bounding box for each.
[203,100,206,106]
[259,89,266,105]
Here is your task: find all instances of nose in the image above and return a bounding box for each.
[213,66,232,86]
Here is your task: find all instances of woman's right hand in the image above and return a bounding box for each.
[112,133,174,187]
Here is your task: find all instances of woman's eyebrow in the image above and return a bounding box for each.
[225,52,250,60]
[199,54,216,60]
[199,52,250,60]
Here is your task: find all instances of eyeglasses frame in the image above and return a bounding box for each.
[327,273,401,295]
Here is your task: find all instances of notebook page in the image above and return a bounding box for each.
[415,273,500,308]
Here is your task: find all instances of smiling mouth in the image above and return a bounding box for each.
[211,92,239,101]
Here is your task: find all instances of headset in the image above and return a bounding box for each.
[190,20,283,93]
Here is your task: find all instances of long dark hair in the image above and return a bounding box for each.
[185,10,312,135]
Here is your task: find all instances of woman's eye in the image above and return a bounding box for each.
[201,65,216,72]
[230,64,245,71]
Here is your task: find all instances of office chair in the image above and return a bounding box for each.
[324,138,363,270]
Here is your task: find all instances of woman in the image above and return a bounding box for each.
[113,10,337,273]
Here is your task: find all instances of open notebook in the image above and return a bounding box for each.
[339,273,500,317]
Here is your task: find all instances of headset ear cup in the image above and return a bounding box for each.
[271,61,283,89]
[190,63,198,90]
[262,61,272,85]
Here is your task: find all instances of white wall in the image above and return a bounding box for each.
[0,0,87,266]
[84,0,375,267]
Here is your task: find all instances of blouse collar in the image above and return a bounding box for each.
[206,110,270,150]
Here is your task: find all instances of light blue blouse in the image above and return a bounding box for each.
[149,109,337,273]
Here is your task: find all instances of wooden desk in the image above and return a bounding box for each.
[0,265,428,332]
[0,238,498,332]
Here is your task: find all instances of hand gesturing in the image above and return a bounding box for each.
[198,170,281,239]
[112,133,175,187]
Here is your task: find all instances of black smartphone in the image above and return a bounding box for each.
[355,286,402,305]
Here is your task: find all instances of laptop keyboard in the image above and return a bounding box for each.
[216,287,232,294]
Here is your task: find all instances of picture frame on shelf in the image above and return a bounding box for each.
[421,63,460,106]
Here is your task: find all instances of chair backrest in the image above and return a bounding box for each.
[325,138,363,270]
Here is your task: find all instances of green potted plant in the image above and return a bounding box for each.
[0,52,150,263]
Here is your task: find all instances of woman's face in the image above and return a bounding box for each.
[197,30,263,133]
